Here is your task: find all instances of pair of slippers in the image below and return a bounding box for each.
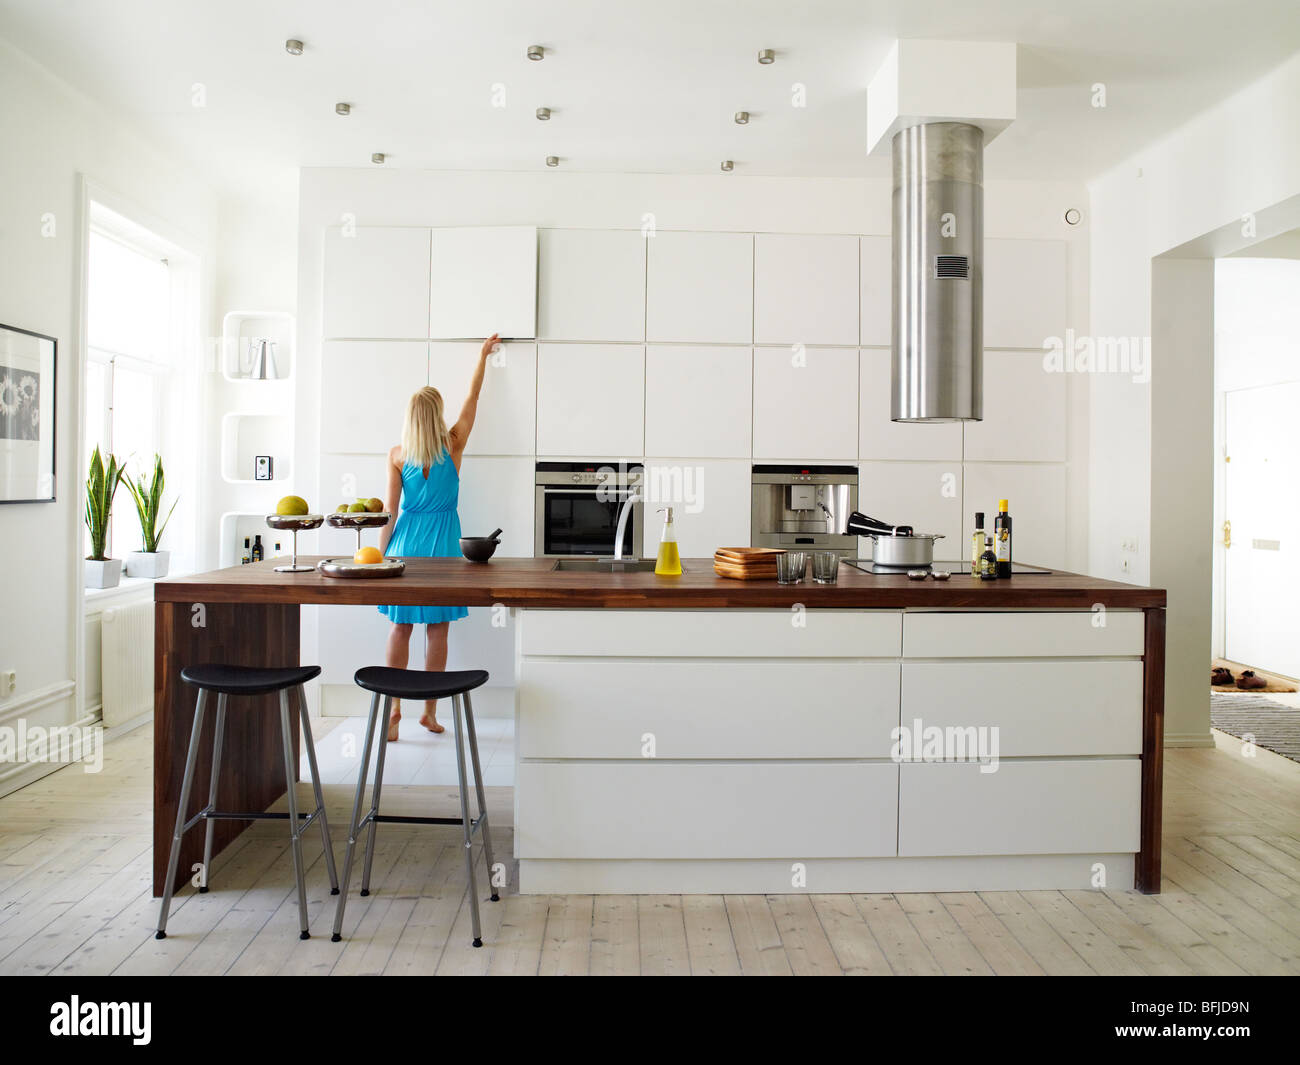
[1212,667,1266,690]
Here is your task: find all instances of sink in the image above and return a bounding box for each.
[552,558,680,573]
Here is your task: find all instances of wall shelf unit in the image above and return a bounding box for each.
[221,310,295,384]
[220,412,292,485]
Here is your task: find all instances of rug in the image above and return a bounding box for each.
[1210,692,1300,763]
[1211,658,1297,693]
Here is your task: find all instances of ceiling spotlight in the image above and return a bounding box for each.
[527,45,545,61]
[734,111,750,125]
[1064,207,1082,225]
[721,160,734,172]
[546,156,559,167]
[371,152,386,165]
[335,102,351,116]
[757,49,775,65]
[285,39,304,55]
[536,107,551,120]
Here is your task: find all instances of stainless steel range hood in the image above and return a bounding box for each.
[891,121,984,422]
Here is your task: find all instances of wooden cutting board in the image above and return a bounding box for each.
[714,560,777,580]
[714,547,785,563]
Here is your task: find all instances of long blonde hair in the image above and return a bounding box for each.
[401,386,451,469]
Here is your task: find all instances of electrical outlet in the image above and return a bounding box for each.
[1120,538,1139,554]
[0,669,15,698]
[1119,558,1131,574]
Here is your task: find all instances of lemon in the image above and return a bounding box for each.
[348,502,367,513]
[276,495,309,516]
[354,546,383,564]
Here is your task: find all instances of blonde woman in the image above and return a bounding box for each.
[377,333,498,740]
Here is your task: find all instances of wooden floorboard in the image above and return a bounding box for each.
[1,724,1298,976]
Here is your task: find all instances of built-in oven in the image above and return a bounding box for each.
[534,462,645,558]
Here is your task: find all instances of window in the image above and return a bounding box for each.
[84,227,172,559]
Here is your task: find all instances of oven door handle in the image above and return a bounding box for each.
[539,486,637,495]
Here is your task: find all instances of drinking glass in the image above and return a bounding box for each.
[776,551,807,584]
[812,551,840,584]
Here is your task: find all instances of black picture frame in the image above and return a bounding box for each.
[0,322,57,504]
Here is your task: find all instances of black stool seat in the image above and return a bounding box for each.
[354,666,488,700]
[181,664,322,696]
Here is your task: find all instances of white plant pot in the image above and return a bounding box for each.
[84,558,123,589]
[125,550,170,579]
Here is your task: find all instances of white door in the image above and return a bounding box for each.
[1224,383,1300,677]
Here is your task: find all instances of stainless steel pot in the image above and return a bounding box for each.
[845,512,945,568]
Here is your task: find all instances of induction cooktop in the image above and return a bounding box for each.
[843,560,1053,576]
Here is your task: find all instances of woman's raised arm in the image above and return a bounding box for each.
[450,333,499,450]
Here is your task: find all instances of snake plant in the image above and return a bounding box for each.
[85,446,124,561]
[123,453,177,553]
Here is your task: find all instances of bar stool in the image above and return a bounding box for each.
[155,664,339,941]
[332,666,498,947]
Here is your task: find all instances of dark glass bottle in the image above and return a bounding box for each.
[251,535,264,563]
[994,499,1012,578]
[979,536,998,581]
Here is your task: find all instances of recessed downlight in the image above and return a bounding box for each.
[335,102,351,116]
[285,39,304,55]
[546,156,559,167]
[527,45,545,61]
[757,48,775,65]
[1064,208,1082,225]
[536,107,551,121]
[721,160,734,172]
[371,153,386,165]
[734,111,750,125]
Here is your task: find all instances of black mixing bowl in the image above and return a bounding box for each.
[460,528,502,562]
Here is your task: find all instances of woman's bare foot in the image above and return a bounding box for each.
[419,709,445,734]
[387,699,401,742]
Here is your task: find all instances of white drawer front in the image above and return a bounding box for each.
[898,760,1140,857]
[903,611,1144,658]
[901,660,1143,756]
[520,609,902,658]
[517,762,899,859]
[519,659,899,759]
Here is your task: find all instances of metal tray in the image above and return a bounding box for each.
[266,514,324,531]
[325,512,391,528]
[316,557,406,579]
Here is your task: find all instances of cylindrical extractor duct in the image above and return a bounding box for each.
[891,121,984,422]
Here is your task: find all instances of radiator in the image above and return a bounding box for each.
[101,600,154,727]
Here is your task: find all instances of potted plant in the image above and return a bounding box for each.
[84,445,125,589]
[124,454,177,579]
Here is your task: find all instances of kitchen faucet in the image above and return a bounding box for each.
[612,487,641,561]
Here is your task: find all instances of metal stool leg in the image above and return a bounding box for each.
[199,694,227,894]
[297,686,339,895]
[451,693,483,947]
[461,690,499,902]
[359,695,393,896]
[332,692,382,941]
[156,689,209,939]
[279,689,311,939]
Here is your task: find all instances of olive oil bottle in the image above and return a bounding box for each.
[994,499,1012,578]
[971,511,985,574]
[654,507,682,576]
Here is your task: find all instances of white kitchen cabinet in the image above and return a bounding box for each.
[860,236,891,346]
[898,760,1140,857]
[859,348,962,461]
[752,346,858,461]
[962,350,1067,462]
[642,458,751,557]
[754,234,859,346]
[903,610,1145,659]
[536,343,645,457]
[322,227,431,339]
[644,346,751,458]
[961,462,1067,570]
[428,341,536,456]
[538,229,646,342]
[317,452,393,552]
[456,455,535,557]
[517,762,899,859]
[646,232,753,344]
[983,238,1068,349]
[429,226,537,340]
[857,461,964,561]
[320,341,428,455]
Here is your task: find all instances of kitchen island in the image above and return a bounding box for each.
[153,558,1165,896]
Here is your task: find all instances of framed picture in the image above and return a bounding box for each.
[0,323,57,503]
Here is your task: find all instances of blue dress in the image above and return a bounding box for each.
[377,456,469,625]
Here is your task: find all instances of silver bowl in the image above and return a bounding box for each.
[316,557,406,579]
[266,513,324,531]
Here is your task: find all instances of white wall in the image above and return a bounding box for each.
[297,167,1091,711]
[1087,52,1300,745]
[0,36,222,790]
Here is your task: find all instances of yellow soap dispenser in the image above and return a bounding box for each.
[654,506,682,576]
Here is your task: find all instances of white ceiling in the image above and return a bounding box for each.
[2,0,1298,200]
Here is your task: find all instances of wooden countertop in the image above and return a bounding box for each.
[155,557,1166,609]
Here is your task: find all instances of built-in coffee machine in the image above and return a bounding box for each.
[750,464,859,557]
